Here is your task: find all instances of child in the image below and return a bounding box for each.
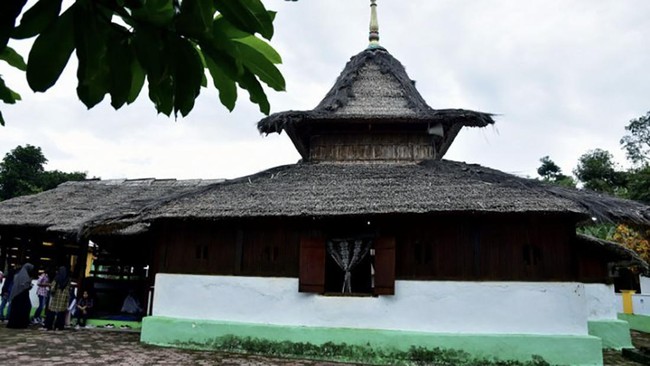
[75,290,93,328]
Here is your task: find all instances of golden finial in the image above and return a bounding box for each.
[369,0,380,47]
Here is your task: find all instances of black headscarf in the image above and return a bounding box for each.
[9,263,33,301]
[53,266,69,292]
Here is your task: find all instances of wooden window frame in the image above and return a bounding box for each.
[298,236,395,296]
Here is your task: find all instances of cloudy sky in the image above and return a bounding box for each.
[1,0,649,180]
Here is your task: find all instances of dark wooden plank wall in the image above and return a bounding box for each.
[154,220,299,277]
[155,214,590,282]
[394,216,578,281]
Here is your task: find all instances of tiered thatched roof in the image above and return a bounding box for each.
[257,47,494,159]
[85,160,650,233]
[0,178,221,240]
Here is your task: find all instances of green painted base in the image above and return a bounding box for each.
[141,316,603,366]
[618,313,650,333]
[588,319,632,350]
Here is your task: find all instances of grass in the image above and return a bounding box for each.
[177,335,550,366]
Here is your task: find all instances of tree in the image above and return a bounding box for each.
[0,144,87,200]
[536,156,576,187]
[626,165,650,204]
[0,0,286,125]
[573,149,627,194]
[40,170,88,191]
[611,224,650,264]
[620,111,650,165]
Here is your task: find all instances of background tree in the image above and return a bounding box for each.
[0,0,286,125]
[611,224,650,264]
[573,149,627,194]
[621,111,650,166]
[0,144,87,200]
[536,156,576,187]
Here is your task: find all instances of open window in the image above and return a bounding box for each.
[299,236,395,296]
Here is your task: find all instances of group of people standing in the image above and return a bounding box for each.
[0,263,93,330]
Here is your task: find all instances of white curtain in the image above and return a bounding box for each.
[327,239,371,293]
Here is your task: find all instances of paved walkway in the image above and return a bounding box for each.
[0,322,649,365]
[0,324,354,366]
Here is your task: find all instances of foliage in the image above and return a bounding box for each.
[621,111,650,165]
[611,224,650,264]
[626,164,650,204]
[181,335,550,366]
[0,0,286,125]
[0,144,87,200]
[536,156,576,187]
[573,149,627,194]
[40,169,88,191]
[577,224,616,241]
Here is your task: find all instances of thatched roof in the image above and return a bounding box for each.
[576,233,650,275]
[257,47,495,159]
[0,178,222,240]
[2,161,649,242]
[91,160,649,231]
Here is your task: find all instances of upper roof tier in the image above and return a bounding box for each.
[257,47,495,160]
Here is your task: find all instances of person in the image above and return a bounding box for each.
[121,290,143,315]
[32,270,49,324]
[75,290,93,328]
[0,267,15,321]
[121,289,144,322]
[44,266,70,331]
[6,263,34,329]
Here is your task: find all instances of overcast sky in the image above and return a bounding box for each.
[1,0,649,180]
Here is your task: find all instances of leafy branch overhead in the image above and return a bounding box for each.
[0,0,287,125]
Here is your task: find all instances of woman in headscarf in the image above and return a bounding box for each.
[6,263,34,329]
[44,266,70,331]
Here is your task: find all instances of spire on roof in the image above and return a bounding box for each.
[368,0,380,48]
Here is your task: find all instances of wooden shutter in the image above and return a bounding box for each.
[299,236,326,293]
[374,236,396,295]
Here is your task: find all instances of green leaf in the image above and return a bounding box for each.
[238,69,269,115]
[133,25,167,86]
[214,0,274,40]
[0,76,21,104]
[0,0,29,49]
[199,39,241,83]
[127,59,145,104]
[0,46,27,70]
[234,36,281,64]
[135,29,174,116]
[131,0,175,27]
[11,0,62,40]
[26,5,75,92]
[237,43,285,92]
[213,14,250,39]
[74,1,111,108]
[176,0,215,38]
[148,75,174,116]
[107,31,134,109]
[173,37,203,117]
[205,54,236,111]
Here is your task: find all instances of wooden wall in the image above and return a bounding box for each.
[393,216,577,281]
[152,213,592,282]
[153,220,300,277]
[310,133,434,162]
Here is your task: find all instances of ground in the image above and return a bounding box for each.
[0,323,648,365]
[0,323,355,366]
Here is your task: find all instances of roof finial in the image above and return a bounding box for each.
[368,0,380,48]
